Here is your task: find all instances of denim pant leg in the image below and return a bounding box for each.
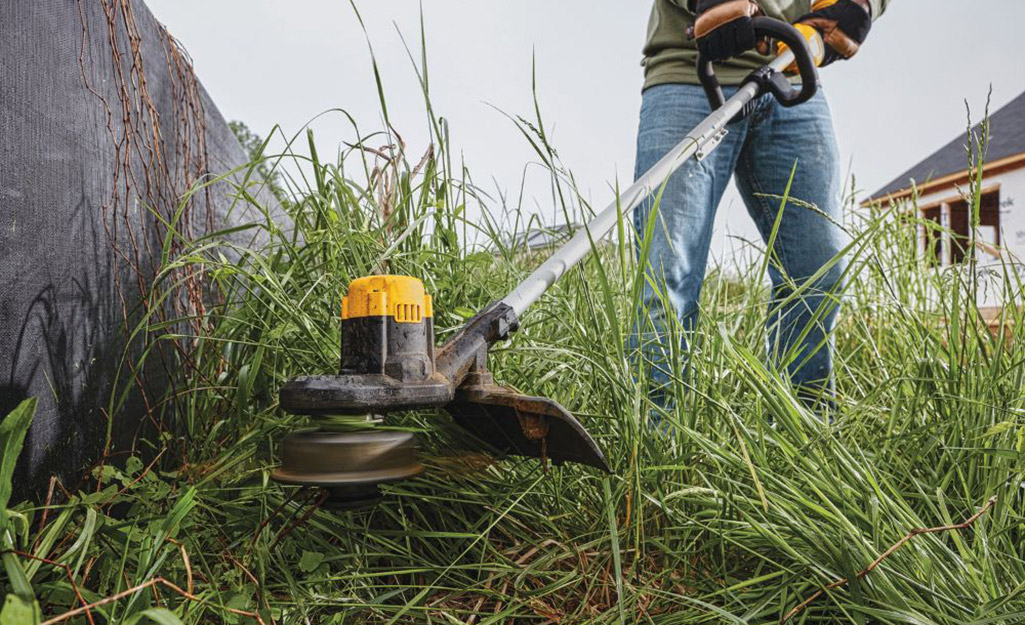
[631,84,748,402]
[734,89,847,403]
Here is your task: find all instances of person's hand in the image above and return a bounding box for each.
[690,0,762,62]
[796,0,872,66]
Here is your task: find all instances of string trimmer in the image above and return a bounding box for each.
[272,17,824,508]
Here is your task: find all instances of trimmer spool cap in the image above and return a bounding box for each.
[271,428,423,509]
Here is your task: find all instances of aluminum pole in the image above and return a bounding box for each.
[501,51,795,317]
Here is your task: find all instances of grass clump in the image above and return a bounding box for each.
[3,34,1025,625]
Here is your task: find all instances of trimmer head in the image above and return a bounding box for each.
[273,275,608,506]
[271,429,423,509]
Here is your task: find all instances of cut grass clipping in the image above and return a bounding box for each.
[4,35,1025,625]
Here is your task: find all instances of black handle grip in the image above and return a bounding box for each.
[697,17,820,114]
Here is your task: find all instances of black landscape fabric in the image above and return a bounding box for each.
[1,0,265,500]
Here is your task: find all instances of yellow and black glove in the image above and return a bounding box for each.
[796,0,872,66]
[689,0,762,62]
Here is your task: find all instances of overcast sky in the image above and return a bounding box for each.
[148,1,1025,263]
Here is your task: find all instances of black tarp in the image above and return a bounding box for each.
[1,0,263,500]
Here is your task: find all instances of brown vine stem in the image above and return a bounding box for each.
[76,0,215,454]
[39,576,267,625]
[3,551,96,625]
[780,496,998,624]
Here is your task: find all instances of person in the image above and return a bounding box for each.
[633,0,888,413]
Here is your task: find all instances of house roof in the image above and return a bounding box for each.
[867,90,1025,202]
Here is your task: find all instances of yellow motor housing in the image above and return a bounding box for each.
[777,22,826,71]
[341,275,434,324]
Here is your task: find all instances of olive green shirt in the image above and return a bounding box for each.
[643,0,889,90]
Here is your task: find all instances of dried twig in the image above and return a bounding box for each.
[39,576,267,625]
[4,551,96,625]
[101,448,166,505]
[32,477,59,553]
[166,537,193,595]
[781,496,998,624]
[269,489,329,550]
[249,487,302,549]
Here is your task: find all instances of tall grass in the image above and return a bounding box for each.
[4,30,1025,625]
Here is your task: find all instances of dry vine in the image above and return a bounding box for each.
[780,496,998,624]
[37,576,267,625]
[75,0,217,462]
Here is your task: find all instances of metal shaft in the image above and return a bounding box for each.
[500,52,794,318]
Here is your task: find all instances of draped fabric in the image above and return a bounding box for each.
[1,0,261,499]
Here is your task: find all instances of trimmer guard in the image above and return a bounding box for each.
[446,375,609,472]
[280,373,453,416]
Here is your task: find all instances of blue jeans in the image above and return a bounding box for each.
[632,83,847,408]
